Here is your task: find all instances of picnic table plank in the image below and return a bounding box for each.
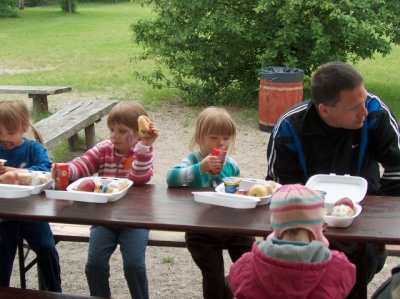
[35,99,118,150]
[0,85,72,114]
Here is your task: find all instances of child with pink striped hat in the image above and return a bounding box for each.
[229,184,356,299]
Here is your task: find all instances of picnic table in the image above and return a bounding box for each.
[0,185,399,298]
[0,85,72,115]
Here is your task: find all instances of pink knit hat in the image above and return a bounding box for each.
[267,184,329,247]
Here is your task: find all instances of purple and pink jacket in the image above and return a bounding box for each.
[66,140,154,184]
[229,240,356,299]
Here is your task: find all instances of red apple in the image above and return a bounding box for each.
[75,179,96,192]
[334,197,355,210]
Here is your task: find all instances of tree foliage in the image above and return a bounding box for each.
[131,0,400,107]
[0,0,19,18]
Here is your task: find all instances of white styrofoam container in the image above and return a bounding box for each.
[306,174,367,204]
[306,174,367,228]
[0,185,33,198]
[324,204,363,228]
[0,172,53,196]
[215,178,281,206]
[30,172,54,194]
[192,192,260,209]
[45,177,133,203]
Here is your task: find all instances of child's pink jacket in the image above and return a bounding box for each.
[229,241,356,299]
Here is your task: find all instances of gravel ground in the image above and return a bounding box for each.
[3,94,398,298]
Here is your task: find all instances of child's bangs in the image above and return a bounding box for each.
[205,117,236,137]
[0,110,22,131]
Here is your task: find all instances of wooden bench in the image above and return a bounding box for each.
[35,99,118,151]
[0,85,72,115]
[18,223,186,290]
[0,286,109,299]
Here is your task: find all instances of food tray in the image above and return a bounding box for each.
[305,174,367,204]
[305,174,367,228]
[192,192,260,209]
[0,185,33,198]
[0,172,53,196]
[324,204,362,228]
[30,172,53,195]
[45,177,133,203]
[215,178,281,206]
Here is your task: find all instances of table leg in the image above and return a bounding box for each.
[356,243,368,299]
[29,94,48,114]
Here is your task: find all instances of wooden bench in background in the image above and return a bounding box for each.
[0,85,72,115]
[0,286,109,299]
[18,223,186,290]
[35,99,118,151]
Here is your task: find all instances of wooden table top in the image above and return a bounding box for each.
[0,85,71,95]
[0,184,399,245]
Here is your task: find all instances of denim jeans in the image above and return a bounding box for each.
[185,232,255,299]
[0,220,62,292]
[85,226,149,299]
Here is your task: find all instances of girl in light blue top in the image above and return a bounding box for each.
[166,106,254,299]
[166,106,240,188]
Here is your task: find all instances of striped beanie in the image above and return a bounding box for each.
[267,184,329,247]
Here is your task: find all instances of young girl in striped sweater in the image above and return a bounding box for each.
[52,101,158,299]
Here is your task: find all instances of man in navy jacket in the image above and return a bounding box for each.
[266,61,400,298]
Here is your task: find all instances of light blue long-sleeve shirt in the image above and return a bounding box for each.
[166,150,240,187]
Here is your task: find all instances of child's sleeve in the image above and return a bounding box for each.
[68,144,102,181]
[28,143,52,172]
[166,153,202,187]
[127,142,154,185]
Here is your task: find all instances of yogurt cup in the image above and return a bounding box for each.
[223,177,241,194]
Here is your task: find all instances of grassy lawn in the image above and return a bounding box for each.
[0,1,177,108]
[0,1,399,116]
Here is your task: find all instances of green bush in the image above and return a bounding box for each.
[0,0,19,18]
[60,0,78,13]
[132,0,400,107]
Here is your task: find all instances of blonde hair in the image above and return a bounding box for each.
[189,107,237,152]
[107,101,148,135]
[0,100,45,145]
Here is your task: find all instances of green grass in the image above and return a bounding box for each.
[0,1,399,119]
[0,1,177,108]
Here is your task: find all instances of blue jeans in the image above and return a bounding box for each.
[0,221,62,292]
[85,226,149,299]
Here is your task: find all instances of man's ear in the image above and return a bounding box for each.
[318,103,329,118]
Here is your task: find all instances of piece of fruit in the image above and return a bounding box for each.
[0,171,19,185]
[75,179,96,192]
[248,184,270,197]
[334,197,355,210]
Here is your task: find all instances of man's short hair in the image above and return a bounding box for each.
[311,61,364,107]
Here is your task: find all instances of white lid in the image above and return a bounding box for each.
[305,174,367,204]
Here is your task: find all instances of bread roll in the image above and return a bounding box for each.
[138,115,152,137]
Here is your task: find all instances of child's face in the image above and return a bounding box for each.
[201,133,231,156]
[0,123,25,150]
[109,123,138,154]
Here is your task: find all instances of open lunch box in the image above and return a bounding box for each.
[0,172,53,198]
[45,176,133,203]
[305,174,368,228]
[192,178,281,209]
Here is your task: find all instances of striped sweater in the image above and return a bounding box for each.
[67,140,154,185]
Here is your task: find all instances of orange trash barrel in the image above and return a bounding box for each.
[258,67,304,132]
